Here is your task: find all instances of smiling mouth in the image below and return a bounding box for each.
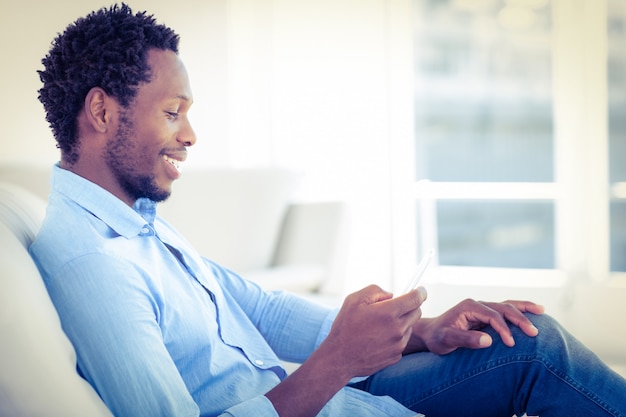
[162,154,183,173]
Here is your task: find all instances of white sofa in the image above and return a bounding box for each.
[0,183,114,416]
[0,165,348,416]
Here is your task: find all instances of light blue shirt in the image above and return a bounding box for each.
[30,165,419,417]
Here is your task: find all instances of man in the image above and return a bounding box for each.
[30,4,626,417]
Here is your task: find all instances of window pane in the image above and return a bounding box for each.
[434,200,554,268]
[610,202,626,272]
[608,0,626,272]
[414,0,553,182]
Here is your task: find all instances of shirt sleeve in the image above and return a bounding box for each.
[45,253,200,417]
[206,260,338,363]
[219,395,278,417]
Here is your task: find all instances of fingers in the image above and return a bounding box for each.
[330,286,425,376]
[393,287,428,317]
[359,285,394,304]
[348,288,545,358]
[442,327,494,351]
[341,285,392,313]
[345,285,426,324]
[347,285,427,314]
[426,301,535,355]
[497,300,545,315]
[350,286,426,320]
[483,300,544,339]
[464,300,543,349]
[462,302,517,347]
[511,300,545,315]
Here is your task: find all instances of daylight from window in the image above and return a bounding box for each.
[413,0,555,269]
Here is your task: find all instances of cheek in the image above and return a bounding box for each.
[135,128,166,154]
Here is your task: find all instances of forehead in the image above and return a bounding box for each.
[139,49,193,103]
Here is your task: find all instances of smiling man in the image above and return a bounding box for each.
[29,4,626,417]
[62,48,194,205]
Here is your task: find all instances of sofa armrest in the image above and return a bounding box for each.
[271,201,349,295]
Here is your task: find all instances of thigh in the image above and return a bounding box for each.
[350,313,626,417]
[351,334,525,417]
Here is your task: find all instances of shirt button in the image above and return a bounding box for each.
[141,227,150,234]
[254,359,264,366]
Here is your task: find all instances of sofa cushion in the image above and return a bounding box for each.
[0,185,113,417]
[245,264,326,293]
[0,183,46,248]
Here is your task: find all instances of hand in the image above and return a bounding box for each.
[322,285,426,378]
[408,298,545,355]
[266,286,425,417]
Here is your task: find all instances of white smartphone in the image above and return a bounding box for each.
[403,248,435,293]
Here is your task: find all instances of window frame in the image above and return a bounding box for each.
[390,0,626,293]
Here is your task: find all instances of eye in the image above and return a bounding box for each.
[165,111,179,121]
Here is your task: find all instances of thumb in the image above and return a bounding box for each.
[434,328,493,354]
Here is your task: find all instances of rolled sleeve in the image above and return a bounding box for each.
[219,395,277,417]
[314,307,339,349]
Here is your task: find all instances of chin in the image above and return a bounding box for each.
[125,177,172,203]
[147,187,172,203]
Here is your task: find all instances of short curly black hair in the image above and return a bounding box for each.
[38,3,180,164]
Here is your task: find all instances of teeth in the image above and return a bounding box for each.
[162,154,182,172]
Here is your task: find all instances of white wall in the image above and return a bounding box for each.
[1,0,233,167]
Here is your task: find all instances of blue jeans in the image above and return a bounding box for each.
[350,314,626,417]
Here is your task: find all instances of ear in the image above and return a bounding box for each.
[84,87,113,133]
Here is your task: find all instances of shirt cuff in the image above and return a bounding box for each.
[219,395,278,417]
[314,307,340,349]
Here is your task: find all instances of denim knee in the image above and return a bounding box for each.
[513,313,593,375]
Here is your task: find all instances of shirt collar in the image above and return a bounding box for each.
[50,164,157,238]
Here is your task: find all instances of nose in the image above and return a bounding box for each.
[178,117,197,147]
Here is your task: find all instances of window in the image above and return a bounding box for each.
[406,0,623,284]
[413,0,556,270]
